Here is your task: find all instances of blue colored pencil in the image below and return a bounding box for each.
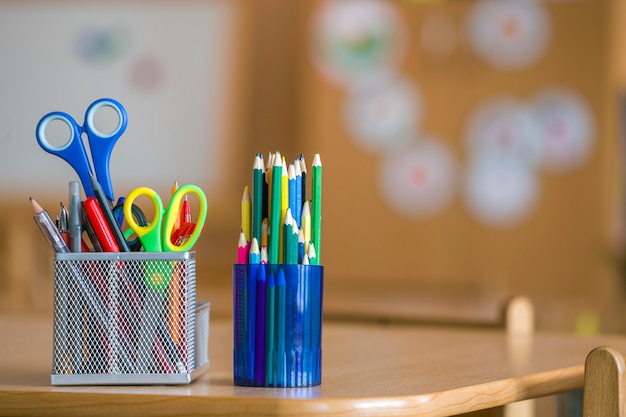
[310,266,322,384]
[288,164,297,229]
[299,154,307,208]
[297,229,305,264]
[234,265,247,379]
[294,159,303,228]
[301,266,311,385]
[275,269,286,386]
[247,243,260,382]
[248,238,261,264]
[265,272,276,385]
[254,265,266,384]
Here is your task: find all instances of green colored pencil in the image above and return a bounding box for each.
[311,153,322,263]
[269,152,282,264]
[252,154,264,244]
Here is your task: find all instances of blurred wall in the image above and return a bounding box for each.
[2,0,626,334]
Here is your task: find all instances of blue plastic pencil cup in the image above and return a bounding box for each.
[233,263,323,387]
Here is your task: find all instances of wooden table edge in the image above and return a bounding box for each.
[0,365,584,417]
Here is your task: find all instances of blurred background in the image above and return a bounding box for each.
[1,0,625,335]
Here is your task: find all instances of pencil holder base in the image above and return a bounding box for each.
[233,263,323,388]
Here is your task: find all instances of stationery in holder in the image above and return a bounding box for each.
[233,263,323,387]
[50,251,209,385]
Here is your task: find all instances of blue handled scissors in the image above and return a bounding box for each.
[36,98,127,202]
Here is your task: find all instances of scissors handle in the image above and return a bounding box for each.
[85,98,128,202]
[163,185,208,252]
[123,187,165,253]
[36,112,95,198]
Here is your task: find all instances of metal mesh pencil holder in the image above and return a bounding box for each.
[50,251,209,385]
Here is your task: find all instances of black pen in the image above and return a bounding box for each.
[89,173,130,252]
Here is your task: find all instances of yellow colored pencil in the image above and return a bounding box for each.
[241,186,251,243]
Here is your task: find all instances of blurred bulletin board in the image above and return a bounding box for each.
[299,0,619,324]
[0,0,247,208]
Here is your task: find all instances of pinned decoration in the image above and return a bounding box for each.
[464,154,539,227]
[310,0,406,90]
[345,78,421,153]
[379,138,456,218]
[465,98,544,169]
[532,89,595,173]
[74,25,130,66]
[467,0,550,69]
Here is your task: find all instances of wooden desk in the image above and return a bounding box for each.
[2,316,626,417]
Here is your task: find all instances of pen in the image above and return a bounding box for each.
[59,202,69,234]
[69,181,83,252]
[83,197,120,252]
[89,173,130,252]
[30,197,70,253]
[82,204,103,252]
[58,201,71,250]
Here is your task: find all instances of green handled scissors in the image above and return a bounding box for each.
[123,184,207,253]
[123,184,207,291]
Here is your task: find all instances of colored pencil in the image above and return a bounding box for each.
[311,153,322,262]
[237,231,249,264]
[283,209,298,265]
[246,264,257,382]
[275,269,286,386]
[248,237,261,264]
[269,152,282,264]
[265,271,275,385]
[298,228,305,264]
[301,201,311,254]
[261,218,269,249]
[241,186,251,243]
[288,164,296,229]
[300,154,307,207]
[294,160,303,227]
[307,241,317,266]
[254,265,266,384]
[279,157,288,264]
[252,154,264,244]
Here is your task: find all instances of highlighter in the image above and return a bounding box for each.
[83,197,120,252]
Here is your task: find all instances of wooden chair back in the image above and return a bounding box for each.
[583,346,626,417]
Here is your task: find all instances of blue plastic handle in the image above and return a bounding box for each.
[36,111,95,198]
[84,98,127,202]
[35,98,127,201]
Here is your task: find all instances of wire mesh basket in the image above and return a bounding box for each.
[50,251,209,385]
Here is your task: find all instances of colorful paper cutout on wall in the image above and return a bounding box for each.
[74,25,131,65]
[467,0,550,69]
[345,77,421,153]
[532,88,595,173]
[464,154,539,227]
[310,0,406,90]
[465,98,544,169]
[379,138,456,217]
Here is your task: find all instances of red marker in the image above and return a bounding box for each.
[83,197,120,252]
